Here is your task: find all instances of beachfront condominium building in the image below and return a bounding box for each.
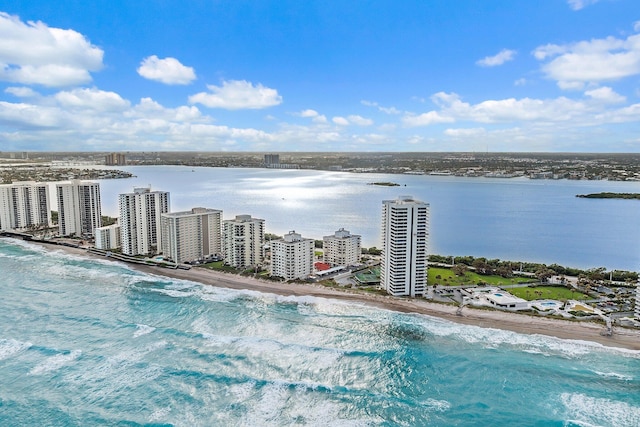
[118,187,169,256]
[380,196,429,297]
[105,152,126,166]
[161,207,222,264]
[56,180,102,237]
[270,230,314,280]
[95,223,121,250]
[0,181,51,231]
[223,214,265,269]
[636,282,640,320]
[323,228,362,267]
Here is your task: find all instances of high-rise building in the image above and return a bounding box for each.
[118,187,169,256]
[161,207,222,264]
[636,281,640,320]
[223,214,265,269]
[95,223,121,250]
[56,180,102,237]
[264,153,280,166]
[105,153,126,166]
[270,230,314,280]
[380,196,429,297]
[323,228,361,267]
[0,181,51,231]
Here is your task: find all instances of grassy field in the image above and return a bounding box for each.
[508,286,589,301]
[428,267,535,287]
[199,260,240,273]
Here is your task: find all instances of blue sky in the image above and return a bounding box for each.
[1,0,639,152]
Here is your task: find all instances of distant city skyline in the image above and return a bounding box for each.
[1,1,639,152]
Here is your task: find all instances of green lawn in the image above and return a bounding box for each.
[508,286,589,301]
[428,267,534,287]
[199,260,239,273]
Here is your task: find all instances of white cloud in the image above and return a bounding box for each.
[361,100,401,115]
[189,80,282,110]
[297,109,319,118]
[332,116,349,126]
[330,115,373,126]
[634,21,640,32]
[514,78,527,86]
[54,88,130,112]
[567,0,600,11]
[347,115,373,126]
[5,86,38,97]
[294,108,327,123]
[0,12,103,87]
[584,86,626,104]
[402,111,454,127]
[444,128,486,137]
[476,49,517,67]
[533,34,640,88]
[137,55,196,85]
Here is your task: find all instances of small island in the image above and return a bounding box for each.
[576,192,640,200]
[368,182,401,186]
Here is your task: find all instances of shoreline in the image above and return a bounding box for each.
[18,238,640,351]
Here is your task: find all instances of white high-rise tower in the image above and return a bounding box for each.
[323,228,361,267]
[270,231,314,280]
[119,187,169,256]
[0,181,51,231]
[56,180,102,237]
[223,214,265,269]
[161,207,222,264]
[380,196,429,297]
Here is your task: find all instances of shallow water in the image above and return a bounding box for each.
[1,239,639,426]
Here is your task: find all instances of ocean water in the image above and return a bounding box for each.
[1,238,639,426]
[91,166,640,270]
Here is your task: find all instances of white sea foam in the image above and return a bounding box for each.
[560,392,640,426]
[133,324,156,338]
[28,349,81,375]
[148,406,172,422]
[409,312,640,359]
[65,341,166,401]
[240,379,375,427]
[422,398,451,412]
[0,338,32,360]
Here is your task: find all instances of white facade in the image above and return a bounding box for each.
[380,196,429,297]
[118,187,169,256]
[56,180,102,237]
[223,214,265,269]
[323,228,361,267]
[95,223,121,250]
[636,282,640,319]
[161,207,222,264]
[0,181,51,231]
[270,231,314,281]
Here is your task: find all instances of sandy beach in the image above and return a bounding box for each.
[30,240,640,351]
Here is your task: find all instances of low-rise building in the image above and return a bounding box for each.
[95,223,121,250]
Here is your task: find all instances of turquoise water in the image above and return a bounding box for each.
[1,239,639,426]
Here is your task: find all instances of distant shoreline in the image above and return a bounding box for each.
[15,238,640,352]
[577,192,640,200]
